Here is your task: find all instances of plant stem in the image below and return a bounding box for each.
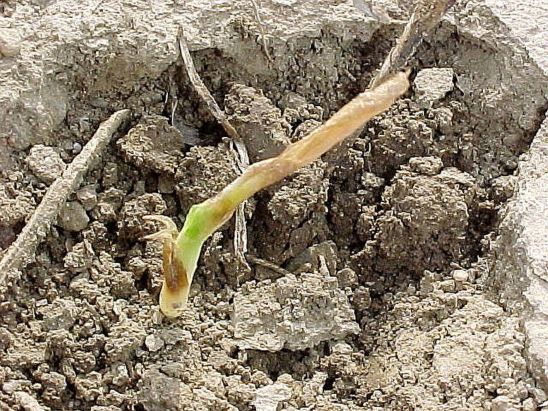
[155,72,409,318]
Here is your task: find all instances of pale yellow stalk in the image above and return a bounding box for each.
[146,72,410,318]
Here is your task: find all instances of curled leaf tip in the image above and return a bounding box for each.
[143,214,190,318]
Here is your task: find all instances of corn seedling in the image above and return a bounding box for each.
[145,72,410,318]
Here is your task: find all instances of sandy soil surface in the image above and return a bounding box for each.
[0,1,547,410]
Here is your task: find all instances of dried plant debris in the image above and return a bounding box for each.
[0,110,129,282]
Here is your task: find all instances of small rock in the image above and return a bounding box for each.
[529,387,548,404]
[250,371,272,387]
[58,201,90,232]
[138,368,193,411]
[233,272,359,351]
[331,341,353,354]
[15,391,46,411]
[225,84,290,162]
[286,241,338,275]
[490,175,517,203]
[38,298,78,331]
[76,185,98,210]
[491,395,513,411]
[414,68,454,107]
[0,29,21,57]
[39,371,66,404]
[522,398,537,411]
[252,383,292,411]
[408,156,443,176]
[26,145,66,184]
[352,286,371,312]
[145,334,165,352]
[112,364,130,387]
[439,279,456,292]
[2,379,30,394]
[74,372,103,402]
[72,142,82,154]
[336,268,359,288]
[117,115,185,174]
[453,269,469,283]
[104,320,146,362]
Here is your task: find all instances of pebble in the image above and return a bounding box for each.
[15,391,46,411]
[491,395,513,411]
[414,68,454,107]
[145,334,165,352]
[453,269,469,283]
[76,185,98,211]
[530,387,548,403]
[439,279,456,293]
[336,268,358,288]
[58,201,90,232]
[522,398,537,411]
[72,142,82,154]
[0,29,21,57]
[253,383,291,411]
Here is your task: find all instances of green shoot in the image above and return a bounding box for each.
[144,72,410,318]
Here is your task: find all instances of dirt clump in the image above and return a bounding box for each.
[175,143,238,212]
[117,116,186,175]
[371,156,483,276]
[413,67,455,107]
[232,272,359,351]
[255,160,331,264]
[225,84,291,162]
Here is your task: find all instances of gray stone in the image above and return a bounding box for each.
[58,201,90,232]
[225,84,290,162]
[491,395,513,411]
[452,269,469,283]
[76,185,98,211]
[0,28,21,58]
[522,398,537,411]
[14,391,46,411]
[138,368,193,411]
[38,298,78,331]
[286,241,338,275]
[145,334,165,352]
[336,268,359,288]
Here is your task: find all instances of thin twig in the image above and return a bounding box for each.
[0,109,130,283]
[370,0,455,87]
[327,0,455,167]
[247,255,292,278]
[177,29,250,269]
[249,0,272,63]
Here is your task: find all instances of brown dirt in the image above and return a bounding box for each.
[0,1,547,410]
